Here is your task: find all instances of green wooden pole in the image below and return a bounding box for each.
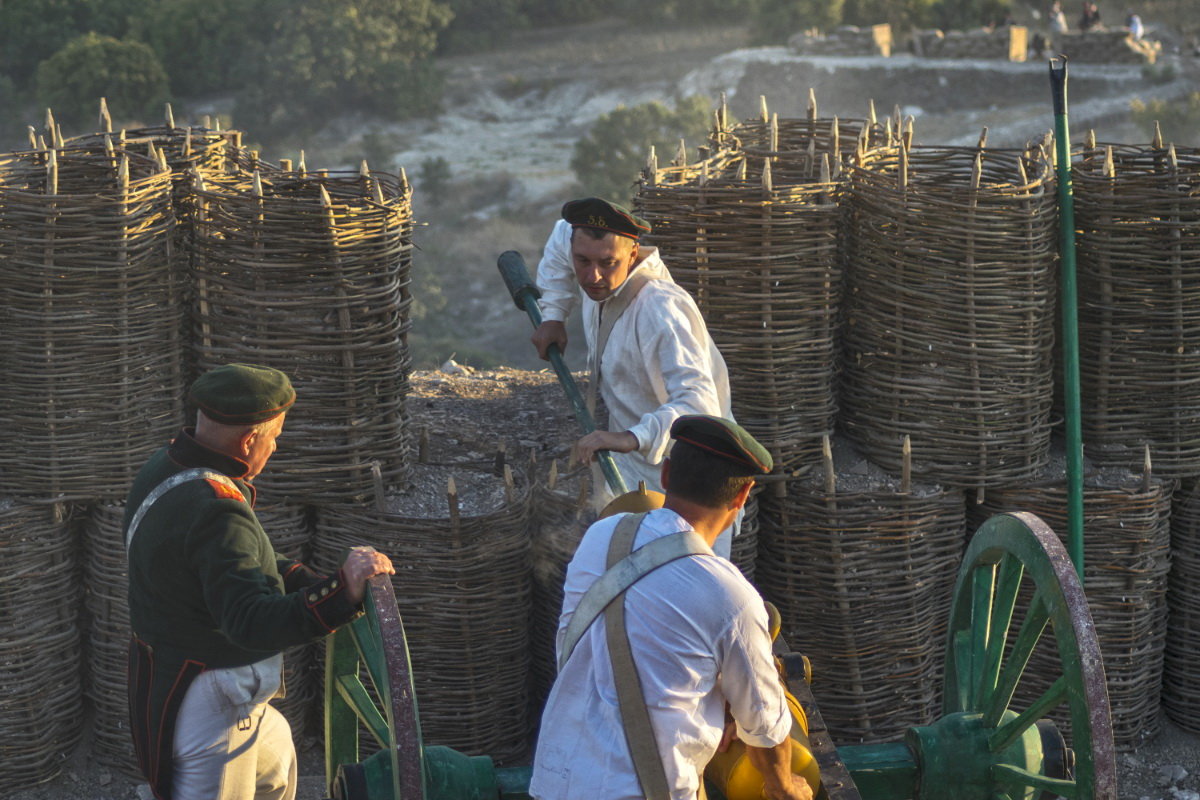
[1049,57,1085,579]
[498,250,629,496]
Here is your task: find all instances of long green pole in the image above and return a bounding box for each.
[1049,57,1085,579]
[497,250,629,495]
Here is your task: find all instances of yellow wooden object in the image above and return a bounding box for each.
[705,684,822,799]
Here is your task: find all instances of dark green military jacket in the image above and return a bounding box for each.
[124,428,359,797]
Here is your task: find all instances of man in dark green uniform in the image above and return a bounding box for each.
[125,363,394,800]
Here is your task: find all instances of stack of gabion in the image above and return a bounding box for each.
[711,98,887,180]
[757,437,965,743]
[636,152,842,472]
[0,147,181,499]
[529,463,593,719]
[255,503,320,742]
[0,501,83,785]
[968,458,1173,747]
[1164,480,1200,734]
[190,168,414,504]
[842,144,1057,490]
[83,502,139,775]
[1073,141,1200,476]
[312,461,532,763]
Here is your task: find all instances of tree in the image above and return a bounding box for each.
[439,0,529,53]
[0,0,142,88]
[35,33,170,130]
[234,0,453,140]
[843,0,935,30]
[748,0,845,44]
[132,0,275,97]
[571,96,714,205]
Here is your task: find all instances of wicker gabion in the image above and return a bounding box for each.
[83,502,139,776]
[254,503,319,742]
[756,438,966,743]
[1072,141,1200,476]
[710,93,888,181]
[968,456,1173,748]
[190,168,414,504]
[529,463,593,720]
[0,147,182,500]
[1164,479,1200,734]
[0,500,83,788]
[636,152,842,473]
[311,462,532,763]
[841,144,1057,490]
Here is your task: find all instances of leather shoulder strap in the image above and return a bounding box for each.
[606,513,672,800]
[586,269,654,414]
[557,514,709,671]
[125,468,246,551]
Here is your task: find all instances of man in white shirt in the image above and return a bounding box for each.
[530,198,733,530]
[530,415,811,800]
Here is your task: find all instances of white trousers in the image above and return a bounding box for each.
[172,658,296,800]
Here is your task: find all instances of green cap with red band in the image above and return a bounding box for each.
[190,363,295,425]
[670,414,773,475]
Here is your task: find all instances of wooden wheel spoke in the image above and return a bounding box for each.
[977,554,1024,706]
[350,610,391,708]
[992,762,1079,799]
[984,591,1050,728]
[966,564,996,711]
[990,675,1067,754]
[334,672,391,748]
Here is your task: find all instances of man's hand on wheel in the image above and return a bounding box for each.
[342,547,395,605]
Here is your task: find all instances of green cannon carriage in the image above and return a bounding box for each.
[324,511,1115,800]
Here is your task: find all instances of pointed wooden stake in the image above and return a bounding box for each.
[99,97,112,133]
[762,158,773,192]
[371,462,386,512]
[298,150,307,174]
[360,159,370,177]
[548,459,559,491]
[646,145,658,177]
[318,182,332,207]
[675,138,687,166]
[1152,120,1163,149]
[1104,145,1115,178]
[820,152,831,184]
[46,148,58,196]
[830,116,840,160]
[253,170,265,197]
[184,126,193,157]
[760,95,769,123]
[27,126,37,150]
[165,102,175,129]
[822,435,836,496]
[719,92,728,131]
[770,113,779,153]
[900,435,912,494]
[807,88,818,121]
[447,477,460,528]
[867,98,877,126]
[977,127,988,150]
[45,108,55,138]
[1084,128,1096,149]
[373,180,385,205]
[1141,444,1152,492]
[118,154,130,190]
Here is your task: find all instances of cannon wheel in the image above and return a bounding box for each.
[942,511,1117,800]
[325,574,425,800]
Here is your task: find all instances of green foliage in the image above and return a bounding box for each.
[843,0,935,30]
[0,0,141,87]
[1130,94,1200,142]
[35,34,169,130]
[234,0,452,141]
[930,0,1011,30]
[572,96,714,206]
[418,157,454,205]
[133,0,275,97]
[440,0,529,53]
[748,0,845,43]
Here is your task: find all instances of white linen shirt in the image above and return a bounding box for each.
[529,508,791,800]
[534,220,732,497]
